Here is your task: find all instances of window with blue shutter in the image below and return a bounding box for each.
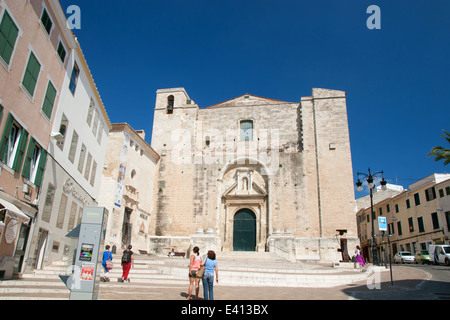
[69,63,80,95]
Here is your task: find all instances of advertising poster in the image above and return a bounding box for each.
[80,263,95,281]
[79,243,94,261]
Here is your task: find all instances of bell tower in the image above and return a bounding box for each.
[150,88,199,236]
[151,88,198,156]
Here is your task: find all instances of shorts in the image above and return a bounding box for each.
[189,270,198,278]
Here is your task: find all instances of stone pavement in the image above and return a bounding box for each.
[98,264,430,300]
[0,251,434,301]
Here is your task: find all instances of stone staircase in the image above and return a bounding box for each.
[0,260,71,300]
[0,252,371,300]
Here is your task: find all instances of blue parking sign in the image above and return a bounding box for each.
[378,217,387,231]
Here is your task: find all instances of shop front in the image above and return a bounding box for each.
[0,195,34,279]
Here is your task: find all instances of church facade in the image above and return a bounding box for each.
[148,87,357,263]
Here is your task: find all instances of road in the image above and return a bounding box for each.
[346,263,450,300]
[415,264,450,300]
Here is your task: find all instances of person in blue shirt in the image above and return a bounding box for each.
[202,250,218,300]
[101,245,113,282]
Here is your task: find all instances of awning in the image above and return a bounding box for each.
[0,199,31,224]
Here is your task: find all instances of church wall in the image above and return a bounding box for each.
[149,88,358,262]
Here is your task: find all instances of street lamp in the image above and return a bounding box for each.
[356,168,387,266]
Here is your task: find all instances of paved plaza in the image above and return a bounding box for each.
[97,264,430,300]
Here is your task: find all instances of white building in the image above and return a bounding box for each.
[98,123,159,253]
[26,40,112,270]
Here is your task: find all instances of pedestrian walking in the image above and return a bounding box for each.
[121,245,134,282]
[355,245,366,267]
[187,246,202,300]
[101,245,113,282]
[202,250,218,300]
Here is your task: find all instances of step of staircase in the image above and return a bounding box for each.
[0,252,372,300]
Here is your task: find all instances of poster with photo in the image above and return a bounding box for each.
[79,243,94,261]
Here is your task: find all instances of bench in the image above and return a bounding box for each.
[138,250,151,256]
[174,252,185,257]
[168,251,185,258]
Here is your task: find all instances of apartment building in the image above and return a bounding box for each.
[356,174,450,262]
[0,0,72,278]
[26,39,112,270]
[0,0,111,278]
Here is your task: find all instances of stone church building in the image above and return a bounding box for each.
[146,87,357,263]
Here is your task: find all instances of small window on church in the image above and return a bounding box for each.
[205,136,210,147]
[167,95,174,114]
[240,120,253,141]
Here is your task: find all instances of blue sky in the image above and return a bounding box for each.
[60,0,449,194]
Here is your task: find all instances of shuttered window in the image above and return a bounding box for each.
[41,183,55,222]
[0,113,29,172]
[22,52,41,97]
[90,160,97,186]
[57,41,66,63]
[77,143,86,173]
[69,63,80,95]
[21,137,47,187]
[41,81,57,119]
[0,10,19,65]
[56,193,68,229]
[40,8,53,35]
[68,130,78,163]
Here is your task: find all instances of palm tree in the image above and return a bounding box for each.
[428,130,450,165]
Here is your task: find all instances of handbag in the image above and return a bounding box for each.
[106,252,113,270]
[196,266,205,278]
[196,257,207,278]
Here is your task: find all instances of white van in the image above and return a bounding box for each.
[429,245,450,266]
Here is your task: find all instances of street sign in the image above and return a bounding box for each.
[378,216,387,231]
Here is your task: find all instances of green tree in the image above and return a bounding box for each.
[428,130,450,165]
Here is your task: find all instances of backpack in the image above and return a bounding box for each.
[122,250,132,263]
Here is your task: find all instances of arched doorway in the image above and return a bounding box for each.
[233,209,256,251]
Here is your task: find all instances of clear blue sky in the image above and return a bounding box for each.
[60,0,449,194]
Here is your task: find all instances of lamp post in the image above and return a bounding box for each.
[356,168,387,266]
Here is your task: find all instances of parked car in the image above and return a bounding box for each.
[429,245,450,266]
[414,250,430,264]
[394,251,415,264]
